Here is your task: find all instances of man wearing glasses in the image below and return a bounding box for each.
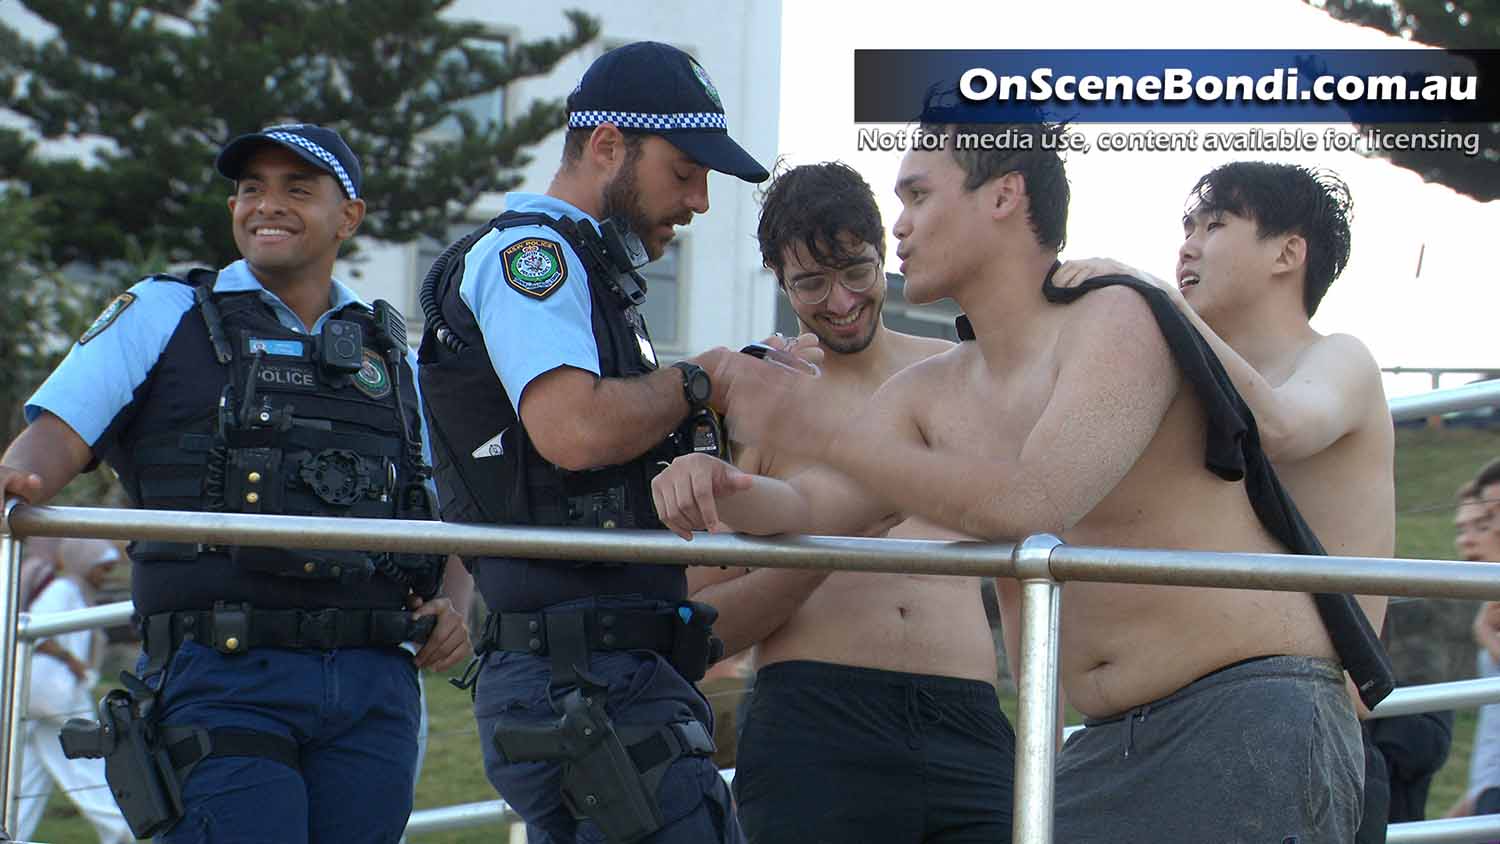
[655,162,1015,843]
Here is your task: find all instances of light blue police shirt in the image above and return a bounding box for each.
[458,192,601,416]
[27,258,434,469]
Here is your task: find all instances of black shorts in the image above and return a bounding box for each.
[733,660,1014,844]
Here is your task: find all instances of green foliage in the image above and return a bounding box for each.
[0,1,601,267]
[0,189,110,445]
[1310,0,1500,201]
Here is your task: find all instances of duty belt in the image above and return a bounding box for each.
[492,610,679,657]
[141,602,434,673]
[454,605,723,695]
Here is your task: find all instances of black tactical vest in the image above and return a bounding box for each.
[97,270,443,615]
[418,212,686,612]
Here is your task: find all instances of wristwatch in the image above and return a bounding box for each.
[671,361,712,411]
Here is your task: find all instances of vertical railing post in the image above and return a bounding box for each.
[6,632,33,827]
[1011,533,1063,844]
[0,500,25,839]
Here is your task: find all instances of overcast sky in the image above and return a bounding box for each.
[777,0,1499,398]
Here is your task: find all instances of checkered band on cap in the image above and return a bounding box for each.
[266,130,359,198]
[568,111,727,132]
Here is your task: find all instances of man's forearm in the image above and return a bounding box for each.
[1,414,94,503]
[716,475,817,536]
[535,367,691,471]
[1176,303,1286,430]
[823,437,1048,541]
[692,568,830,656]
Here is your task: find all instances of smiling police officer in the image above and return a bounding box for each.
[418,42,768,844]
[0,124,470,843]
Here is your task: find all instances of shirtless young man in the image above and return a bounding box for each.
[656,162,1013,844]
[658,125,1364,841]
[1055,163,1396,839]
[1054,161,1394,612]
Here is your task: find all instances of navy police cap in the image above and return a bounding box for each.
[567,42,769,184]
[216,123,362,199]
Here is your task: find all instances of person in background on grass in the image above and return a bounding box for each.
[1450,459,1500,824]
[13,538,133,844]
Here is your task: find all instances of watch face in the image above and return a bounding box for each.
[688,369,711,403]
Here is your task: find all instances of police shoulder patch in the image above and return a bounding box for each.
[79,292,137,345]
[353,348,392,400]
[501,237,568,300]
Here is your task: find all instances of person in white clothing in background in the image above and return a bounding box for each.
[14,537,132,844]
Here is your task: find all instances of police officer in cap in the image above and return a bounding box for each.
[0,123,470,843]
[418,42,768,843]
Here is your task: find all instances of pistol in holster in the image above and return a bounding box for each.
[59,678,189,839]
[493,686,716,844]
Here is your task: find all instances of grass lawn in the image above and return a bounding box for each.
[28,425,1500,841]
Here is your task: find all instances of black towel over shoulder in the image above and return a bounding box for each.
[950,263,1393,709]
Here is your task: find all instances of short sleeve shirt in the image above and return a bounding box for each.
[457,192,602,416]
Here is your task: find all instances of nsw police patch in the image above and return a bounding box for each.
[79,293,136,345]
[353,348,392,399]
[502,238,567,299]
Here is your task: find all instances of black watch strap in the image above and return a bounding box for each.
[671,361,711,411]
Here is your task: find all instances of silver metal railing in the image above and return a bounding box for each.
[2,377,1499,842]
[1389,378,1500,421]
[20,599,1500,839]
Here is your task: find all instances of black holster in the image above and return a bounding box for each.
[60,672,301,839]
[60,686,184,839]
[495,688,662,843]
[493,687,716,844]
[486,606,719,843]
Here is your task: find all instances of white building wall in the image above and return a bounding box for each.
[354,2,784,357]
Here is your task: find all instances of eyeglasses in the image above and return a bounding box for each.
[786,262,883,306]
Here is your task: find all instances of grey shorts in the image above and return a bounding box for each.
[1055,655,1364,844]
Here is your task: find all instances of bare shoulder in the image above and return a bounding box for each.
[1306,331,1390,423]
[879,340,967,399]
[1299,332,1386,397]
[1308,332,1381,373]
[1056,284,1170,363]
[887,330,956,367]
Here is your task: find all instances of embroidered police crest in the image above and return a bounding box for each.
[502,238,568,299]
[353,348,392,399]
[691,60,723,109]
[79,293,136,345]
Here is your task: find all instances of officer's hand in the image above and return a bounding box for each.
[407,595,472,672]
[0,465,45,504]
[651,453,754,540]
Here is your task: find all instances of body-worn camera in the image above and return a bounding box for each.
[320,319,364,376]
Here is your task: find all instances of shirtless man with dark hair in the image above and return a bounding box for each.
[664,129,1365,841]
[1056,160,1395,840]
[662,161,1014,844]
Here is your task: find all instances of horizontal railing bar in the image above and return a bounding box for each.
[18,602,133,640]
[1389,378,1500,421]
[1049,546,1500,601]
[13,507,1500,601]
[403,799,515,835]
[1387,813,1500,843]
[1370,676,1500,719]
[9,506,1015,577]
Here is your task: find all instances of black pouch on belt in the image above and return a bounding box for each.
[667,602,723,682]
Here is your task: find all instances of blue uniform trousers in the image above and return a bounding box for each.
[141,641,421,844]
[474,599,741,844]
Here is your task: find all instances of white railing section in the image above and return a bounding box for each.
[0,378,1496,842]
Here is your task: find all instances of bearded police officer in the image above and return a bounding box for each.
[0,124,470,843]
[418,42,768,844]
